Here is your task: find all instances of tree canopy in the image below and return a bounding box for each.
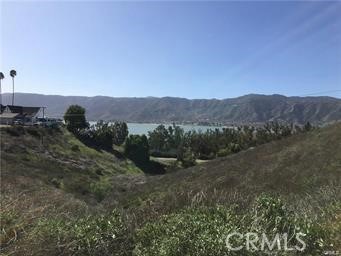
[64,105,88,133]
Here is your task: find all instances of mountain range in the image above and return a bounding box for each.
[2,93,341,124]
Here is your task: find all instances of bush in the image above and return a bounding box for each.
[34,210,130,256]
[229,143,242,153]
[112,121,129,146]
[26,127,40,137]
[217,148,231,157]
[5,126,25,136]
[90,178,111,202]
[76,121,129,150]
[133,195,332,256]
[150,150,177,158]
[146,122,303,163]
[124,135,150,164]
[71,144,80,152]
[177,147,196,168]
[64,105,88,133]
[50,178,63,188]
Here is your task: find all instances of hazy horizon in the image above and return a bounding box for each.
[2,91,341,101]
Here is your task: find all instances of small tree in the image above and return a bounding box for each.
[92,121,114,149]
[64,105,88,133]
[177,147,196,168]
[304,121,313,132]
[112,122,129,146]
[124,135,149,164]
[148,124,170,153]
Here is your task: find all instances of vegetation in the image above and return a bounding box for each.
[1,121,340,255]
[33,210,130,256]
[78,121,129,150]
[177,147,197,168]
[64,106,129,152]
[148,122,312,162]
[0,126,142,201]
[125,135,150,165]
[64,105,89,133]
[134,195,335,255]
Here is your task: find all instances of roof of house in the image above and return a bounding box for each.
[7,105,41,117]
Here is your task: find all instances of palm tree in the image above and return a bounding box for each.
[10,70,16,106]
[0,72,4,105]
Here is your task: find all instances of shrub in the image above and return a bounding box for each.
[90,178,111,202]
[133,195,332,256]
[34,210,130,256]
[304,122,313,132]
[177,147,196,168]
[217,148,231,157]
[229,143,242,153]
[50,178,63,189]
[64,105,88,133]
[26,127,40,137]
[76,121,129,150]
[112,121,129,146]
[71,144,80,151]
[124,135,150,164]
[5,126,25,136]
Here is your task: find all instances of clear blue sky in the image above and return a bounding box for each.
[1,1,340,99]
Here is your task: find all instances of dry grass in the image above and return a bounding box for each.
[113,123,341,226]
[0,176,91,255]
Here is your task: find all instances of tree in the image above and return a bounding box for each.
[0,72,4,105]
[92,121,114,149]
[64,105,88,133]
[304,122,313,132]
[148,125,170,153]
[10,70,16,105]
[177,147,196,168]
[112,121,129,146]
[124,135,149,164]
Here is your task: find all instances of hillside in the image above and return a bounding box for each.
[1,124,340,255]
[3,93,341,124]
[117,122,341,212]
[0,126,142,202]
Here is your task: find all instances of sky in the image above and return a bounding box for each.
[0,1,340,99]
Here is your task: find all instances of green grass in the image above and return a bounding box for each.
[134,195,338,256]
[0,126,142,201]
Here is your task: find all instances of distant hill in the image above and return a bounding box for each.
[2,93,341,124]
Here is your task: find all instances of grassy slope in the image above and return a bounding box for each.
[0,126,144,254]
[1,123,340,255]
[119,123,341,215]
[0,126,142,201]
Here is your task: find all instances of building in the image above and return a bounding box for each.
[0,105,42,125]
[0,112,21,125]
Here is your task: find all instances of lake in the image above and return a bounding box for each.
[89,122,225,135]
[127,123,226,135]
